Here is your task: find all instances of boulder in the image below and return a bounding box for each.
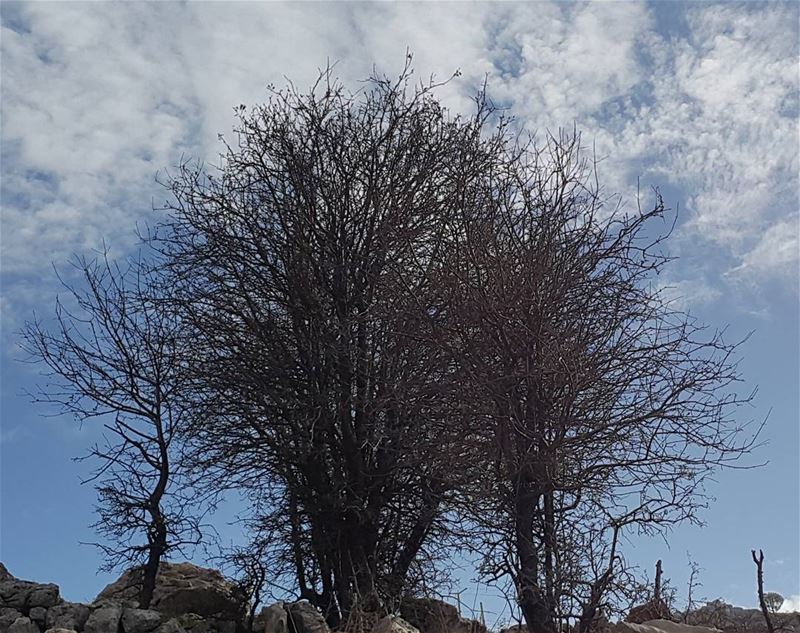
[121,609,163,633]
[0,609,24,633]
[44,629,79,633]
[46,603,91,631]
[400,598,486,633]
[27,607,46,626]
[173,614,208,632]
[0,568,12,584]
[626,600,671,625]
[371,616,419,633]
[611,621,722,633]
[0,574,60,611]
[29,586,60,609]
[256,603,288,633]
[286,602,329,633]
[95,563,243,620]
[155,620,185,633]
[84,606,122,633]
[7,618,38,633]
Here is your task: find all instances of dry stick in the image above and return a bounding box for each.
[751,549,775,633]
[654,560,663,602]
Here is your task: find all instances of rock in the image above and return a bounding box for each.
[95,563,243,620]
[8,618,38,633]
[610,622,722,633]
[44,629,79,633]
[400,598,486,633]
[84,606,122,633]
[155,620,185,633]
[286,602,329,633]
[0,566,60,612]
[257,603,288,633]
[29,586,60,609]
[46,603,91,632]
[28,607,46,625]
[371,616,419,633]
[121,609,162,633]
[0,610,24,633]
[173,615,208,632]
[216,621,236,633]
[626,600,671,625]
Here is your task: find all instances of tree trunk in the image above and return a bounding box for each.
[752,549,775,633]
[140,516,166,609]
[515,485,556,633]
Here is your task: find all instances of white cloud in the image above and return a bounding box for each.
[658,277,724,311]
[1,1,797,328]
[729,217,800,283]
[780,594,800,613]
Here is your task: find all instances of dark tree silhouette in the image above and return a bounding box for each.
[433,130,761,632]
[753,549,776,633]
[152,61,495,625]
[21,253,202,608]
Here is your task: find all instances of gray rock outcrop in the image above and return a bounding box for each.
[399,598,486,633]
[45,604,90,632]
[83,606,122,633]
[120,609,162,633]
[95,562,243,622]
[0,562,247,633]
[286,602,328,633]
[8,618,38,633]
[372,615,419,633]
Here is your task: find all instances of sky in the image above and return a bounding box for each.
[0,0,798,621]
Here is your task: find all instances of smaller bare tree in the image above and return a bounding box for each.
[682,554,704,623]
[21,251,202,608]
[752,549,776,633]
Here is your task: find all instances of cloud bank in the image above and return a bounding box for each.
[1,2,797,324]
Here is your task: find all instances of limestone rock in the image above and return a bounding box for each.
[8,617,38,633]
[121,609,162,633]
[400,598,486,633]
[29,586,60,609]
[216,621,236,633]
[625,600,671,625]
[256,603,288,633]
[371,615,419,633]
[610,621,722,633]
[0,564,60,611]
[27,607,46,625]
[155,619,185,633]
[84,605,122,633]
[0,575,60,611]
[286,602,329,633]
[0,609,24,633]
[95,563,243,620]
[173,614,208,632]
[46,603,91,632]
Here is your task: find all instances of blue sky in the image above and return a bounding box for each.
[1,0,798,620]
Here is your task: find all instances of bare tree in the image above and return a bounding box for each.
[682,554,704,623]
[752,549,776,633]
[21,252,202,608]
[433,130,761,632]
[152,60,497,625]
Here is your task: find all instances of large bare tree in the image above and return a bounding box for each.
[21,253,202,608]
[153,62,497,625]
[434,130,761,633]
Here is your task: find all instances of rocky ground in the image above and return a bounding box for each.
[1,562,796,633]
